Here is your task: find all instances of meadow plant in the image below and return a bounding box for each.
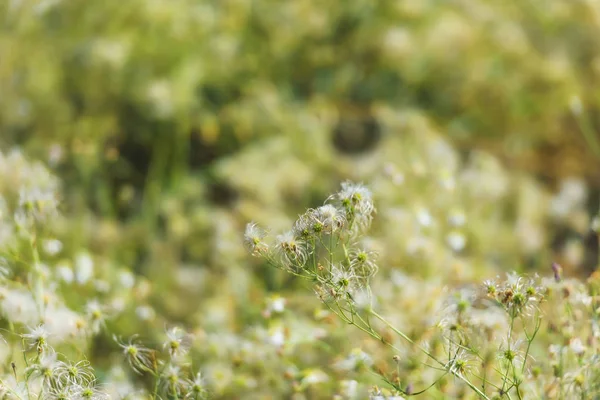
[1,139,596,399]
[246,182,598,399]
[0,150,212,399]
[2,1,600,398]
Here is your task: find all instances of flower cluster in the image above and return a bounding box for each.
[242,181,600,399]
[485,273,545,318]
[3,0,600,397]
[113,329,208,399]
[245,181,376,302]
[0,324,110,399]
[0,150,210,399]
[247,183,510,398]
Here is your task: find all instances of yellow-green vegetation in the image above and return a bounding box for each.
[0,0,599,399]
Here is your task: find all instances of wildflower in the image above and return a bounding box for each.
[446,349,475,376]
[163,326,192,359]
[294,206,345,238]
[161,364,186,396]
[446,289,475,316]
[508,291,527,316]
[438,313,466,338]
[85,300,108,334]
[73,380,110,400]
[524,282,544,302]
[349,247,378,277]
[114,335,155,374]
[505,272,523,291]
[275,230,308,267]
[184,372,209,399]
[55,360,95,386]
[313,204,346,234]
[497,338,527,366]
[27,349,59,383]
[336,181,374,214]
[330,181,374,232]
[495,273,543,317]
[484,279,497,297]
[22,324,50,352]
[293,211,319,239]
[330,264,362,296]
[44,384,77,400]
[244,222,268,255]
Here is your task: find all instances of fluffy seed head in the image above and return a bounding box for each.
[114,335,155,374]
[163,326,192,359]
[275,230,308,267]
[22,324,50,352]
[244,222,268,255]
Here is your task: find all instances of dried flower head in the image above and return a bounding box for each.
[244,222,268,255]
[275,230,308,267]
[329,264,363,297]
[330,181,375,232]
[313,204,346,234]
[114,335,155,374]
[184,372,209,399]
[73,380,110,400]
[161,364,186,396]
[55,359,95,386]
[163,326,192,359]
[22,324,50,352]
[349,247,378,277]
[27,349,59,383]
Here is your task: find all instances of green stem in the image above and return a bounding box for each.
[521,315,541,374]
[369,310,490,400]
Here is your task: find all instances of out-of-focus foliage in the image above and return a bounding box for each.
[0,0,599,399]
[2,0,600,188]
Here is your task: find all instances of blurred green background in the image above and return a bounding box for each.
[3,0,599,269]
[3,0,600,196]
[1,0,600,397]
